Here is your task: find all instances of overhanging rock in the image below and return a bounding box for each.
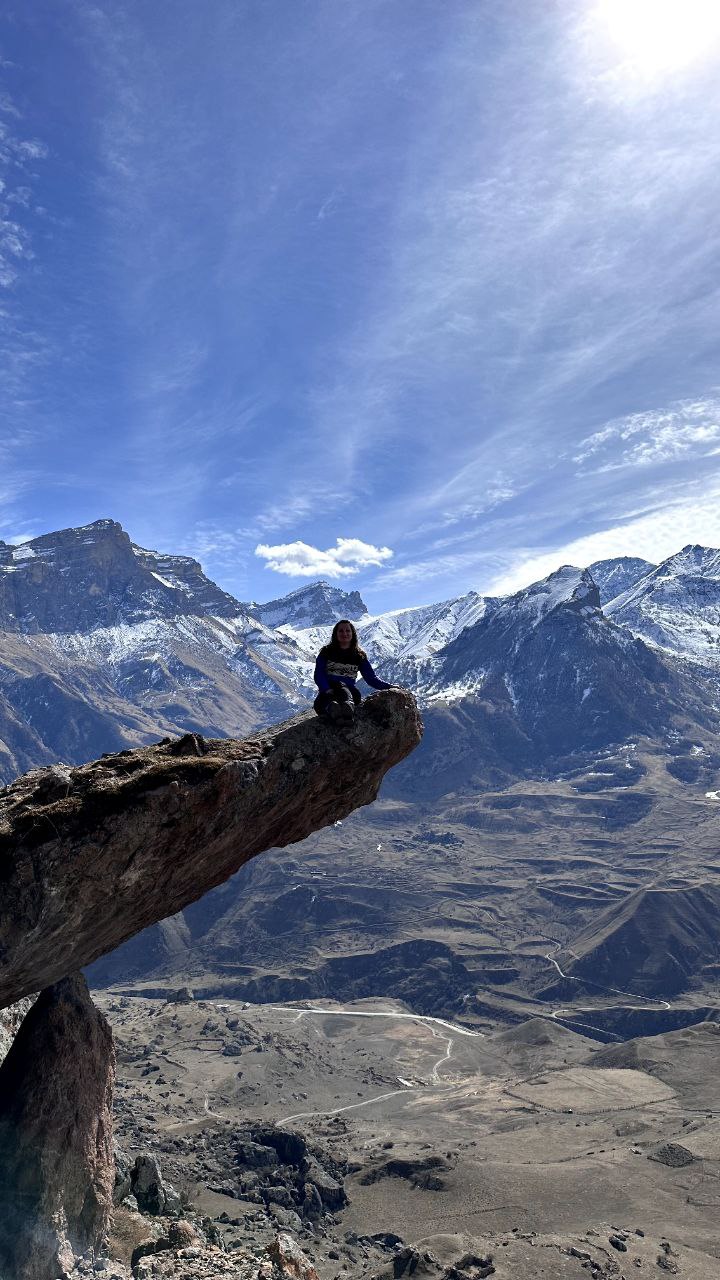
[0,689,423,1008]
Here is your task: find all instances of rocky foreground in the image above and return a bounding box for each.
[0,696,422,1280]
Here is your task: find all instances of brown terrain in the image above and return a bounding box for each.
[86,731,720,1278]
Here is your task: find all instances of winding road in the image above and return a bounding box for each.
[541,942,671,1039]
[273,1004,484,1127]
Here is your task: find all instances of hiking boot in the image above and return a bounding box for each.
[327,698,354,723]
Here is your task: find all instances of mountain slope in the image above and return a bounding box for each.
[587,556,656,605]
[2,522,719,794]
[250,581,366,629]
[562,882,720,996]
[606,544,720,663]
[430,566,682,755]
[286,591,492,690]
[0,521,309,782]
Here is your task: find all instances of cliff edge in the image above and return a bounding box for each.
[0,689,422,1008]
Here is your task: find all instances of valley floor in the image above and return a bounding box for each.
[98,990,720,1278]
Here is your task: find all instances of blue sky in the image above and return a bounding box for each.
[1,0,720,611]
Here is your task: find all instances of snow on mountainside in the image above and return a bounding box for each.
[429,565,685,756]
[605,545,720,663]
[285,591,493,689]
[0,520,244,633]
[587,556,656,605]
[0,521,315,781]
[1,518,719,787]
[250,581,366,629]
[131,544,243,618]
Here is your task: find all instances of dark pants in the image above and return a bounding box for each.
[313,684,362,717]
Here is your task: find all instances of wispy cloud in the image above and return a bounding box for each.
[255,537,393,579]
[0,85,51,528]
[301,4,720,563]
[486,486,720,598]
[4,4,720,615]
[573,396,720,472]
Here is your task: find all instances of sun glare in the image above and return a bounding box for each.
[596,0,720,76]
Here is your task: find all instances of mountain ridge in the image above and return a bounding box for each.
[2,519,719,789]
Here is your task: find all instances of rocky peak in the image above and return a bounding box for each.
[131,543,244,619]
[437,564,603,676]
[512,565,602,624]
[662,543,720,577]
[0,519,247,635]
[251,580,367,629]
[605,543,720,661]
[433,564,677,755]
[587,555,656,605]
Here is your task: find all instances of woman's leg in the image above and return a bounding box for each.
[314,687,350,717]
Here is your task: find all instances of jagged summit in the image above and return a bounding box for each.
[250,579,367,629]
[587,555,656,605]
[506,565,602,625]
[430,562,674,756]
[0,518,246,634]
[606,543,720,661]
[131,541,243,619]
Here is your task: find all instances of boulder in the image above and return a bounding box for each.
[132,1154,182,1215]
[267,1233,319,1280]
[113,1141,133,1205]
[303,1156,346,1211]
[0,974,115,1280]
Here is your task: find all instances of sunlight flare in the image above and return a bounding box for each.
[596,0,720,76]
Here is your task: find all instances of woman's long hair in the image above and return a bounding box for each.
[322,619,366,661]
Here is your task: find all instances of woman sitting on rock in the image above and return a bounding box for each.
[313,619,392,722]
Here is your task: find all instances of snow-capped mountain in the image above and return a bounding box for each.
[429,565,686,756]
[1,518,719,787]
[587,556,656,605]
[605,545,720,663]
[250,581,366,629]
[0,521,312,780]
[285,590,493,689]
[0,519,245,633]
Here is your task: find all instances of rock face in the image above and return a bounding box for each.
[0,519,243,633]
[0,974,115,1280]
[0,689,422,1008]
[0,995,34,1064]
[0,520,316,785]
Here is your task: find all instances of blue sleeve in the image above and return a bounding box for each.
[314,652,331,692]
[359,657,391,690]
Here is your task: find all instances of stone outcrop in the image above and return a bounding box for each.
[0,973,115,1280]
[0,690,422,1008]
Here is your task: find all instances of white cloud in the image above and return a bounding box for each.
[255,537,393,579]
